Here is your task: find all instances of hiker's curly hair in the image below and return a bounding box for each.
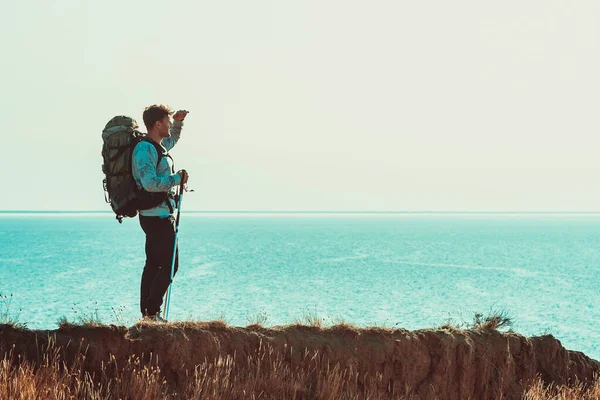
[143,104,173,131]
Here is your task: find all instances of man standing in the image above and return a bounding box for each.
[132,104,189,320]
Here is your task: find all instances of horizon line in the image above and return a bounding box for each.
[3,210,600,214]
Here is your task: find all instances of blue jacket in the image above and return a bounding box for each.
[131,120,183,217]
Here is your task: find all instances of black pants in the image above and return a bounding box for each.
[139,215,179,317]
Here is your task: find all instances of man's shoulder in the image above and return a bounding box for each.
[133,140,160,158]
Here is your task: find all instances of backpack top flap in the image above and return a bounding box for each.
[102,116,139,141]
[102,116,145,177]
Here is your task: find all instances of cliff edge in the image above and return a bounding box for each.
[1,321,598,399]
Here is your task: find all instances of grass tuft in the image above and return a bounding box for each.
[0,294,26,329]
[245,309,270,327]
[471,309,513,331]
[293,308,325,328]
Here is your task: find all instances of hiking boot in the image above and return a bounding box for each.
[151,314,167,323]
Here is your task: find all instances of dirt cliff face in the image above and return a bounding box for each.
[1,322,598,400]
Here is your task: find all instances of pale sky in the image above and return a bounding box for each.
[1,0,599,211]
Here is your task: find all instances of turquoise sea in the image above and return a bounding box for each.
[1,212,599,360]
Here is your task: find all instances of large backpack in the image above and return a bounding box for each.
[101,116,170,223]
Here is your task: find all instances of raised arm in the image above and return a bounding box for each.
[162,120,183,152]
[132,142,181,192]
[162,110,189,151]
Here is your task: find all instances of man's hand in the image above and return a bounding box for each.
[177,169,189,185]
[173,110,189,122]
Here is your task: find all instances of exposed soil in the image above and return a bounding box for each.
[1,322,598,399]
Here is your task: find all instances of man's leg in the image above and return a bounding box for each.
[139,216,164,317]
[145,216,179,317]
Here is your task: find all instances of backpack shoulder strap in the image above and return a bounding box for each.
[141,136,166,167]
[165,153,175,173]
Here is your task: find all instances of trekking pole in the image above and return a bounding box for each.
[164,171,186,321]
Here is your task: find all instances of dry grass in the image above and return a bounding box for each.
[524,376,600,399]
[245,310,270,327]
[292,308,326,329]
[0,344,167,400]
[2,341,598,400]
[57,316,105,330]
[2,322,599,399]
[471,309,513,331]
[132,318,229,330]
[57,302,106,329]
[438,309,514,332]
[0,294,26,330]
[327,322,360,333]
[0,338,416,400]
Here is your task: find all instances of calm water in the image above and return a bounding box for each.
[1,213,599,360]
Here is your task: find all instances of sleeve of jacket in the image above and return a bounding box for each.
[162,120,183,151]
[132,142,181,192]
